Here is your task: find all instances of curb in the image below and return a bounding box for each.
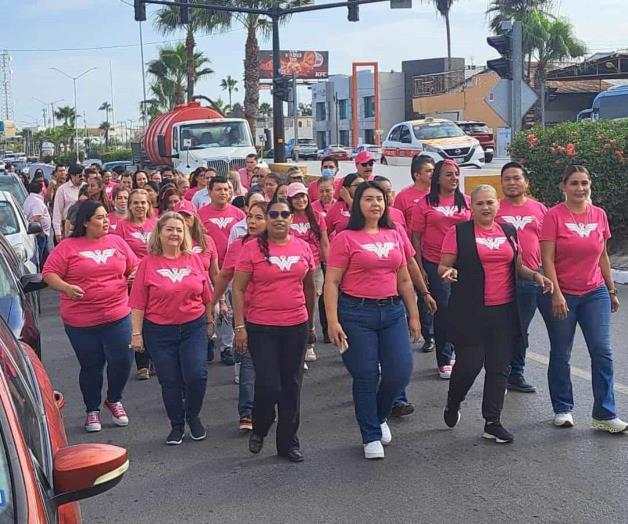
[612,269,628,285]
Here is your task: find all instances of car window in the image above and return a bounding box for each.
[461,124,490,134]
[387,126,401,142]
[0,180,26,207]
[413,123,466,140]
[0,431,15,523]
[0,203,18,237]
[399,126,412,144]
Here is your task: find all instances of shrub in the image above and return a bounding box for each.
[510,119,628,242]
[100,149,132,163]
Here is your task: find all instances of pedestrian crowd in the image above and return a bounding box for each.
[35,151,625,461]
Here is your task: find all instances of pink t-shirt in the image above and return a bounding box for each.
[191,234,218,272]
[311,198,336,218]
[388,207,407,230]
[497,198,547,271]
[238,167,253,189]
[410,194,471,263]
[236,237,315,326]
[290,212,327,265]
[198,204,246,266]
[114,217,157,259]
[43,235,138,327]
[104,182,118,201]
[328,228,407,299]
[308,178,341,202]
[325,200,352,238]
[540,203,610,296]
[107,212,125,233]
[129,253,211,325]
[396,224,416,260]
[184,187,200,201]
[442,223,516,306]
[394,186,429,227]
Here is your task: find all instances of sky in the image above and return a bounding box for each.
[2,0,626,131]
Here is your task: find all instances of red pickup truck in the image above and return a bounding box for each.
[456,121,495,163]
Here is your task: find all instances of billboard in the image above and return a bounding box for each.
[259,51,329,80]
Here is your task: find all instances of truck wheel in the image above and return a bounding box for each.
[485,153,493,163]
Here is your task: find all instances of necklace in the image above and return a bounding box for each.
[564,202,590,227]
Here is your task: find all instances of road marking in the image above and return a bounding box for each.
[528,351,628,396]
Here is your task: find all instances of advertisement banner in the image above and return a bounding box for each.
[259,50,329,80]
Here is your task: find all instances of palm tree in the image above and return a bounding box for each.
[220,75,239,107]
[99,121,111,148]
[98,101,112,126]
[424,0,458,68]
[212,97,231,115]
[147,43,214,109]
[155,1,229,103]
[259,102,272,117]
[54,106,76,127]
[527,9,586,126]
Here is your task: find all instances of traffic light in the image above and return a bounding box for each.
[273,76,293,103]
[134,0,146,22]
[180,0,190,24]
[347,0,359,22]
[486,33,512,79]
[390,0,412,7]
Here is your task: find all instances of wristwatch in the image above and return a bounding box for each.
[609,289,618,296]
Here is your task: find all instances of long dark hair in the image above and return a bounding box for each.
[70,200,104,238]
[347,181,393,230]
[339,173,361,203]
[426,160,468,211]
[258,198,290,263]
[242,201,268,243]
[288,193,322,241]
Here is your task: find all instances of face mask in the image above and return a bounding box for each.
[321,168,336,178]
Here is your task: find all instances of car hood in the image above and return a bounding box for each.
[422,136,477,148]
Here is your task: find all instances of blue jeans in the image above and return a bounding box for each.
[217,289,234,353]
[64,315,133,413]
[539,284,616,420]
[510,278,542,380]
[339,295,413,444]
[423,259,454,366]
[416,286,434,341]
[236,350,255,419]
[143,315,209,428]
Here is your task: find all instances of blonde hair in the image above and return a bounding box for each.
[185,212,208,251]
[470,184,498,202]
[148,212,192,255]
[127,189,154,221]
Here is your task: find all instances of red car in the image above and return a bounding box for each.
[321,145,350,161]
[456,121,495,163]
[0,316,128,523]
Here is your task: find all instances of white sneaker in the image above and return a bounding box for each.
[305,346,317,362]
[438,365,452,379]
[364,440,385,459]
[303,362,309,371]
[234,362,240,385]
[380,422,392,446]
[553,412,574,428]
[591,417,628,433]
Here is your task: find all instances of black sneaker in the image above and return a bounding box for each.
[221,349,235,366]
[421,338,435,353]
[249,432,264,454]
[166,426,184,445]
[482,421,514,444]
[187,418,207,441]
[444,405,461,428]
[507,377,537,393]
[390,402,415,418]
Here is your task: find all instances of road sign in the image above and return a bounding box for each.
[485,79,538,124]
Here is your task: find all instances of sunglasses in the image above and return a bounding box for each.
[268,210,292,219]
[360,161,374,167]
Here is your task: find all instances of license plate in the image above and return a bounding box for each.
[453,157,464,164]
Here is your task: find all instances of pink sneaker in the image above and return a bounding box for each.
[438,365,453,380]
[104,400,129,426]
[84,411,102,432]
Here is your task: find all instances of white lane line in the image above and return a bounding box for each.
[528,351,628,396]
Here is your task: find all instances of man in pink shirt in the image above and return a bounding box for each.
[497,162,548,394]
[238,153,258,189]
[52,164,84,242]
[394,155,435,228]
[23,180,52,262]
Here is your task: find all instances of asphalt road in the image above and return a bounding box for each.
[40,283,628,524]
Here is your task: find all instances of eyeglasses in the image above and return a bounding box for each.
[360,161,374,167]
[290,175,304,180]
[268,210,292,219]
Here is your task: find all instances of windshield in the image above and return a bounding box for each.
[0,179,26,207]
[297,139,315,145]
[460,124,490,134]
[0,203,18,237]
[179,122,252,151]
[413,123,466,140]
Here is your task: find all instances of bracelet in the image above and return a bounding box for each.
[609,289,618,296]
[421,291,432,297]
[132,332,142,336]
[234,325,246,331]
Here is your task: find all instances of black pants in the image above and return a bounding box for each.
[247,321,308,454]
[135,347,152,370]
[447,302,517,422]
[318,265,329,340]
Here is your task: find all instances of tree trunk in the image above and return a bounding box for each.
[243,19,260,142]
[186,27,195,103]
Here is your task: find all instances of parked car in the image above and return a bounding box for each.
[0,173,28,207]
[455,121,495,163]
[381,117,484,168]
[0,232,44,357]
[0,315,129,522]
[83,158,103,168]
[285,138,319,160]
[103,160,133,172]
[319,144,350,161]
[0,191,41,274]
[351,144,382,162]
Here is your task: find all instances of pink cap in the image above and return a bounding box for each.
[287,182,308,198]
[354,150,375,164]
[174,199,197,215]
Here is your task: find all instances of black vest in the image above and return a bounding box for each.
[447,220,523,346]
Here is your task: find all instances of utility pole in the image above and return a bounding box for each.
[139,21,148,130]
[271,8,285,162]
[511,20,523,135]
[292,73,299,161]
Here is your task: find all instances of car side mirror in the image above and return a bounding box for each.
[20,273,47,293]
[52,444,128,507]
[27,222,43,235]
[157,135,178,159]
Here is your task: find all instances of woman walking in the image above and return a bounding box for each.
[325,173,362,238]
[439,185,552,444]
[232,199,316,462]
[43,201,138,432]
[107,186,129,233]
[324,181,420,460]
[539,166,627,432]
[130,212,213,445]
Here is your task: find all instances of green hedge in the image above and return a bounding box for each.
[510,120,628,238]
[100,149,132,163]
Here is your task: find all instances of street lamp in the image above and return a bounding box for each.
[32,97,64,130]
[50,67,97,163]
